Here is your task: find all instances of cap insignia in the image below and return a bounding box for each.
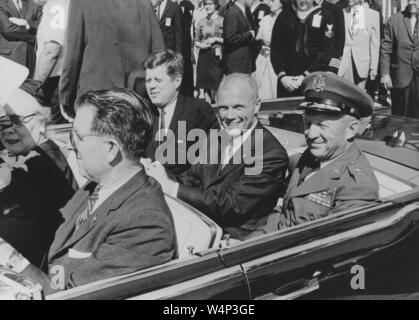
[312,74,326,92]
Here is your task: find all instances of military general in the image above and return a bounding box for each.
[257,71,379,233]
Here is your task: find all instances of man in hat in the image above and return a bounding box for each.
[258,72,379,232]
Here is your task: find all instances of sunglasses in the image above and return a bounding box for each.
[0,114,37,131]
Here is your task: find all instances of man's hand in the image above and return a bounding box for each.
[0,238,30,273]
[280,76,301,92]
[144,161,179,197]
[9,17,29,29]
[369,69,377,81]
[293,75,305,88]
[206,37,216,45]
[381,74,393,90]
[250,30,255,38]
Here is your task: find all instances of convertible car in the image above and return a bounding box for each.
[16,99,419,299]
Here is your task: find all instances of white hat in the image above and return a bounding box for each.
[0,57,29,106]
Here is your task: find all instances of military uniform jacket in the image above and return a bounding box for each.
[271,5,336,78]
[280,143,379,228]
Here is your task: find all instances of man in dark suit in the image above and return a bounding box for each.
[0,89,177,292]
[151,0,183,53]
[144,50,217,175]
[0,0,42,77]
[145,74,289,240]
[381,1,419,118]
[59,0,165,118]
[223,0,257,74]
[179,0,195,97]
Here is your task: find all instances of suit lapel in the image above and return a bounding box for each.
[48,184,93,257]
[169,95,186,134]
[344,9,354,39]
[6,0,20,17]
[160,0,170,22]
[403,14,414,42]
[20,0,28,18]
[235,4,251,31]
[50,171,148,258]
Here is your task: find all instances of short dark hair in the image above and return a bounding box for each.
[143,50,184,79]
[75,88,153,162]
[203,0,220,10]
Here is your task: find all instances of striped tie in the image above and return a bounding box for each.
[75,186,101,231]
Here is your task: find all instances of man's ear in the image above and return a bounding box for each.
[106,138,123,166]
[345,118,360,141]
[254,99,261,114]
[174,75,183,90]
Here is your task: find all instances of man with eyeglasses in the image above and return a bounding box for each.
[0,88,177,293]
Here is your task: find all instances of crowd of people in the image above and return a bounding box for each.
[0,0,415,293]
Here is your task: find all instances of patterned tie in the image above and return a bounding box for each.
[159,108,166,145]
[351,9,359,35]
[75,186,101,231]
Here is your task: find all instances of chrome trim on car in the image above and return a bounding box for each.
[128,266,244,300]
[241,202,419,274]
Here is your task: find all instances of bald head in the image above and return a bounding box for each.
[217,73,259,106]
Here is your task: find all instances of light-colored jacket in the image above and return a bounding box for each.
[339,6,380,78]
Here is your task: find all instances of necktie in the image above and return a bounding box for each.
[156,3,161,20]
[159,108,166,145]
[245,7,256,31]
[15,0,22,13]
[351,9,359,35]
[75,186,101,231]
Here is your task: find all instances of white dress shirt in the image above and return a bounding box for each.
[12,0,22,12]
[158,0,168,20]
[236,2,247,15]
[350,5,365,33]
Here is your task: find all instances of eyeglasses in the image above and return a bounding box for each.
[0,114,37,131]
[69,130,103,159]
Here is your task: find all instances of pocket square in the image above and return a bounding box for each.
[68,249,92,259]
